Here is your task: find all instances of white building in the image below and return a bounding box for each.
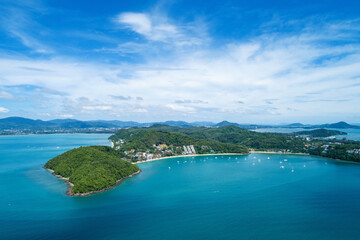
[190,145,196,154]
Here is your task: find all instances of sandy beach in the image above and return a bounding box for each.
[133,151,314,164]
[134,152,248,164]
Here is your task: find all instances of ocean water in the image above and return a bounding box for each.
[254,127,360,140]
[1,134,360,240]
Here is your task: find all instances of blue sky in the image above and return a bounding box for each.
[0,0,360,124]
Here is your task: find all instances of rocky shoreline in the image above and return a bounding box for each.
[45,167,141,197]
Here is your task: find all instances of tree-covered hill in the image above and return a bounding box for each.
[294,128,347,137]
[44,146,139,195]
[142,125,306,152]
[110,128,248,154]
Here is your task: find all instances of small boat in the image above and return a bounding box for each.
[280,166,285,169]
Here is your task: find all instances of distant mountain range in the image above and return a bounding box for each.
[0,117,359,131]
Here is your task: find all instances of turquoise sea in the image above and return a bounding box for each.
[1,134,360,240]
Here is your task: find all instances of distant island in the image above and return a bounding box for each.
[44,146,140,196]
[44,124,360,196]
[293,128,347,137]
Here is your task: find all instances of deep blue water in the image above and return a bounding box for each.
[1,134,360,240]
[254,128,360,140]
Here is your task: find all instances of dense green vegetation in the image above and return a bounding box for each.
[110,128,248,154]
[110,125,360,164]
[294,128,347,137]
[45,125,360,196]
[44,146,139,194]
[139,125,306,152]
[309,140,360,163]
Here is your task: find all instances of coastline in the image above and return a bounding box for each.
[44,167,141,197]
[251,151,360,165]
[134,152,248,164]
[134,150,360,166]
[45,151,360,197]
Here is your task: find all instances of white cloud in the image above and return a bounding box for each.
[117,13,152,35]
[165,104,197,114]
[0,6,52,53]
[0,19,359,122]
[82,106,113,111]
[0,107,10,113]
[0,91,14,99]
[115,11,206,46]
[57,114,74,118]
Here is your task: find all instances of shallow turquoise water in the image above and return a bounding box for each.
[1,134,360,240]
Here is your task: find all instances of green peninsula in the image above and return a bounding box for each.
[110,125,360,163]
[109,127,249,161]
[44,146,140,196]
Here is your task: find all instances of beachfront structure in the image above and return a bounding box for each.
[186,146,192,153]
[183,145,196,154]
[190,145,196,154]
[183,145,188,154]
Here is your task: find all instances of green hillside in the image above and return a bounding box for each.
[110,125,308,155]
[110,128,248,155]
[294,128,347,137]
[44,146,139,195]
[142,125,305,152]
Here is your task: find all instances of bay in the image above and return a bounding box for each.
[1,134,360,240]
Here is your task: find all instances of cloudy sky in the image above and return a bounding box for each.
[0,0,360,124]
